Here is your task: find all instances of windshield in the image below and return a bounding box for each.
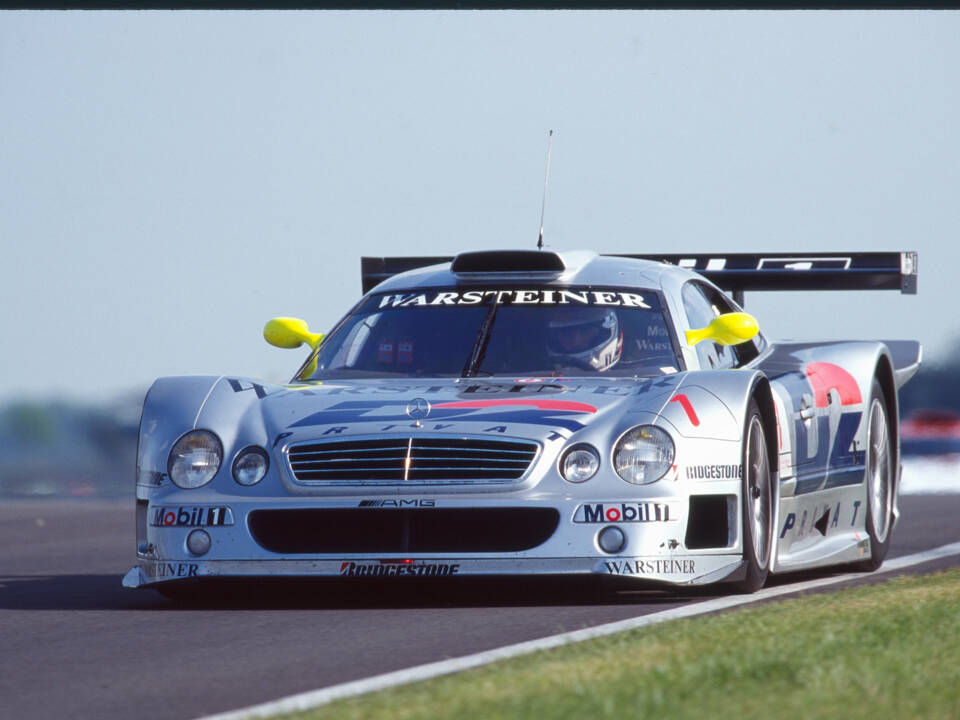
[300,287,680,380]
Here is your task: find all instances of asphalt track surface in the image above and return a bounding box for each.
[2,495,959,720]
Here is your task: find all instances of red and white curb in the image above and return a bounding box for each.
[197,541,960,720]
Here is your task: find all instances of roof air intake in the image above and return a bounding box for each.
[451,250,565,274]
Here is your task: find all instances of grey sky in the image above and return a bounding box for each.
[1,11,957,404]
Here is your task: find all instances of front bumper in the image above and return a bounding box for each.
[124,488,746,589]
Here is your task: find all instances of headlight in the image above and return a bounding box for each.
[560,444,600,483]
[613,425,674,485]
[233,446,269,486]
[168,430,223,489]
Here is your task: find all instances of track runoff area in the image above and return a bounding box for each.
[198,539,960,720]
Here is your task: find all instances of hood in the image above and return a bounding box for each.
[192,372,741,458]
[260,377,684,445]
[194,376,683,451]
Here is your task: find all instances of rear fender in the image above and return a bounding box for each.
[883,340,922,390]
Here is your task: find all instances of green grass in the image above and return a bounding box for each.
[288,569,960,720]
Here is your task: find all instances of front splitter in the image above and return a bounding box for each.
[123,553,745,589]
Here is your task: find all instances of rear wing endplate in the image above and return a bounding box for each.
[361,251,918,302]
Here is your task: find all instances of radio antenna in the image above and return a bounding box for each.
[537,129,553,250]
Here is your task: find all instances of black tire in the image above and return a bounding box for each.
[853,378,895,572]
[731,400,774,594]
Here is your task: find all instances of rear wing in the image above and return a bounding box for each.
[361,251,918,303]
[609,252,918,305]
[361,256,453,294]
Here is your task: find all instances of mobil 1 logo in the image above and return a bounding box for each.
[150,506,234,527]
[574,502,679,524]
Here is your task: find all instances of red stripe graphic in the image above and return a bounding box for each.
[433,399,598,413]
[670,393,700,427]
[805,362,863,408]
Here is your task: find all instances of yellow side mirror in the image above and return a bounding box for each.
[686,312,759,347]
[263,317,325,350]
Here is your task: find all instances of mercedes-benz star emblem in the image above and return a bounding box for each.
[405,398,431,421]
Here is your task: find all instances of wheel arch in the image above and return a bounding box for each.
[874,351,900,503]
[749,374,780,576]
[749,375,779,483]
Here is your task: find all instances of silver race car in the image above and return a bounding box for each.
[123,249,921,595]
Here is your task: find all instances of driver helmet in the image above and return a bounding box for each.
[546,307,622,372]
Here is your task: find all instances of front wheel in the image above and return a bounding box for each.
[854,378,895,572]
[732,401,774,594]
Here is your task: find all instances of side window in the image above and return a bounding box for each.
[697,285,762,365]
[681,282,737,370]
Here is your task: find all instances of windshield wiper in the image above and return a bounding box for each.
[462,301,499,377]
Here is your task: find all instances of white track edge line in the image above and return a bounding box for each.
[196,541,960,720]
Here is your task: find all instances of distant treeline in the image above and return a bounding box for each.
[0,397,140,497]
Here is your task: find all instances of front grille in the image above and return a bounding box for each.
[287,436,540,485]
[248,507,560,554]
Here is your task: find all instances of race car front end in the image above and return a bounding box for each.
[123,375,755,591]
